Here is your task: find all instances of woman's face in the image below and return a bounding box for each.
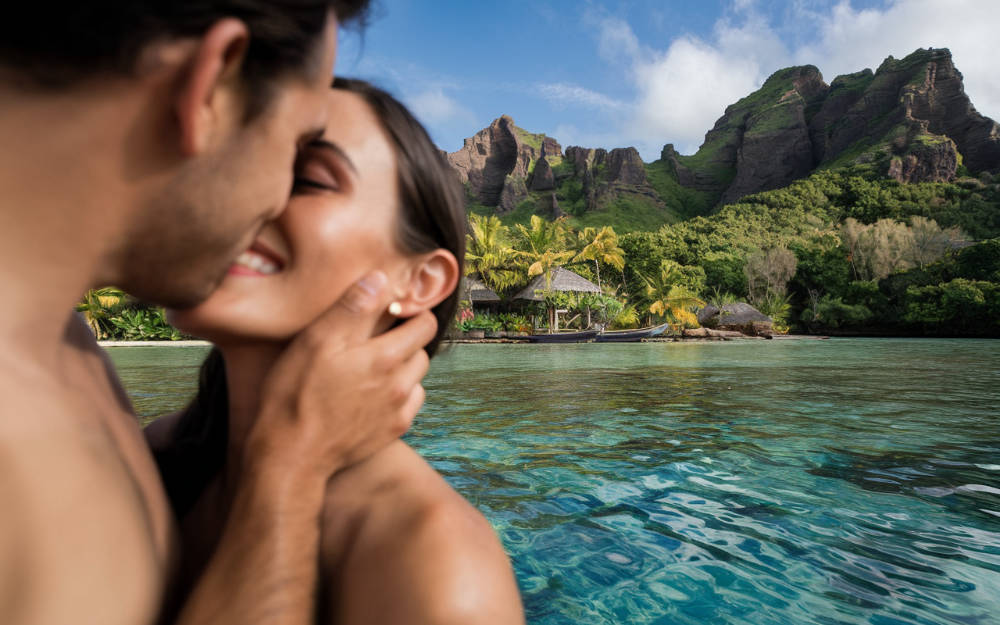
[168,89,413,342]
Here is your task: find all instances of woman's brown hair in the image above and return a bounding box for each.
[154,78,466,517]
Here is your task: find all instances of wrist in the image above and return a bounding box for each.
[242,414,346,485]
[235,444,329,516]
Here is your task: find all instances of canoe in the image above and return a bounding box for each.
[595,323,671,343]
[522,329,600,343]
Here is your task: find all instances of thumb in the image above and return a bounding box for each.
[300,270,392,348]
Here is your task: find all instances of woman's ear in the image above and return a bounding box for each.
[174,19,250,156]
[394,250,460,317]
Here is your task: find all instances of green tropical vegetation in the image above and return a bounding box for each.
[76,287,185,341]
[457,168,1000,336]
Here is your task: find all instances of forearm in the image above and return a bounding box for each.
[174,468,326,625]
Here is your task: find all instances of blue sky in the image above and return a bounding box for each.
[338,0,1000,161]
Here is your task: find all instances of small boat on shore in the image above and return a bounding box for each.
[521,329,601,343]
[595,323,671,343]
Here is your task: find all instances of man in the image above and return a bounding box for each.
[0,3,437,624]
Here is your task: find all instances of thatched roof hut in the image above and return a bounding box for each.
[698,302,772,328]
[512,267,601,301]
[461,276,501,304]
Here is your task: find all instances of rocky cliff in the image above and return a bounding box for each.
[675,48,1000,205]
[447,48,999,219]
[447,116,665,216]
[447,115,537,207]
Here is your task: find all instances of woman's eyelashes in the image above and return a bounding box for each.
[292,153,344,194]
[293,176,336,192]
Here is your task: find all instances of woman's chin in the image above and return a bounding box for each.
[165,309,231,343]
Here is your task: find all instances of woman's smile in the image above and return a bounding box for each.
[168,88,409,343]
[228,238,288,277]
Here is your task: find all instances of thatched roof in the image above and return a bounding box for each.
[513,267,601,301]
[698,302,772,327]
[461,276,501,303]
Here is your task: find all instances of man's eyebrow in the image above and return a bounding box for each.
[307,138,358,175]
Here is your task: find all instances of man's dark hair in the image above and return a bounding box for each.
[0,1,370,108]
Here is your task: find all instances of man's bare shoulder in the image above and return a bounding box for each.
[321,442,524,625]
[0,370,162,624]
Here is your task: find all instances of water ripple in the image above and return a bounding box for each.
[109,339,1000,625]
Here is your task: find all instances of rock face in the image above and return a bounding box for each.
[720,67,826,204]
[498,175,528,213]
[447,115,537,206]
[668,48,1000,206]
[887,126,959,183]
[541,137,562,158]
[606,147,648,186]
[529,156,555,191]
[561,145,664,211]
[849,49,998,174]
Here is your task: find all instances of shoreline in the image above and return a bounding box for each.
[99,340,212,347]
[98,337,816,347]
[443,334,829,344]
[98,334,1000,347]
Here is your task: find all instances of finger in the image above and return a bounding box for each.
[395,384,426,437]
[398,348,431,397]
[299,270,393,350]
[368,311,438,371]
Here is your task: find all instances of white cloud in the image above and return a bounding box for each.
[586,0,1000,160]
[594,9,784,156]
[404,87,476,127]
[536,83,628,113]
[596,16,642,64]
[628,36,767,156]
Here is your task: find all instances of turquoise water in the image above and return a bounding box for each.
[109,339,1000,625]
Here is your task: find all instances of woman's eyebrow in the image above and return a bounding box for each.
[307,138,358,175]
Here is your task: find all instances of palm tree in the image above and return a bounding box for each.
[641,261,705,329]
[514,215,573,290]
[76,287,127,339]
[572,226,624,293]
[465,214,520,294]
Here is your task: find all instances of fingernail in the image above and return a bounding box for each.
[356,271,387,298]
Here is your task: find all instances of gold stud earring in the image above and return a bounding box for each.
[388,301,403,316]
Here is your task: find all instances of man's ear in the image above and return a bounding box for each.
[174,19,250,156]
[395,250,460,317]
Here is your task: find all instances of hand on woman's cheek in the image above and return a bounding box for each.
[166,90,409,344]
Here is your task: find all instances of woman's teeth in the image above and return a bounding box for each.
[235,251,280,275]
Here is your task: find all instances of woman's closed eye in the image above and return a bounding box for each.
[292,139,358,195]
[293,176,336,192]
[293,157,341,193]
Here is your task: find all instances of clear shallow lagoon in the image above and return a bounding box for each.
[109,339,1000,625]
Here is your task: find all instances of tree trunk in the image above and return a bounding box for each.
[593,260,602,292]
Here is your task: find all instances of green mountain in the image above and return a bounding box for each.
[448,48,1000,234]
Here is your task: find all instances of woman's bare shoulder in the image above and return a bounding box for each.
[320,441,524,625]
[142,411,184,451]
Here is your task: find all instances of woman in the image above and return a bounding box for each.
[147,78,525,624]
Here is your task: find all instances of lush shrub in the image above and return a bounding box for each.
[903,279,1000,333]
[800,295,873,330]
